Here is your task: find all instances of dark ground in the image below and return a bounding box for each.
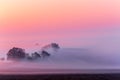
[0,69,120,80]
[0,74,120,80]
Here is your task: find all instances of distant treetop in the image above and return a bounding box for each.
[42,43,60,50]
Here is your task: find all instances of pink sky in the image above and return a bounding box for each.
[0,0,120,52]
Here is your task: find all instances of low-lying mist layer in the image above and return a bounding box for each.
[0,48,120,71]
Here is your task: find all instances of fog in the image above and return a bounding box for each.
[0,46,120,74]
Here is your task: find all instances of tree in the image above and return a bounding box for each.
[42,43,60,52]
[32,52,41,59]
[7,47,26,60]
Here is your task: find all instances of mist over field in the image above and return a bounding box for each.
[0,0,120,75]
[0,46,120,74]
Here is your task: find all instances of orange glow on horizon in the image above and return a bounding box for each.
[0,0,120,49]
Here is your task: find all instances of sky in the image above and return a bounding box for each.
[0,0,120,53]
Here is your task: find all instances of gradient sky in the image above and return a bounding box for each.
[0,0,120,53]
